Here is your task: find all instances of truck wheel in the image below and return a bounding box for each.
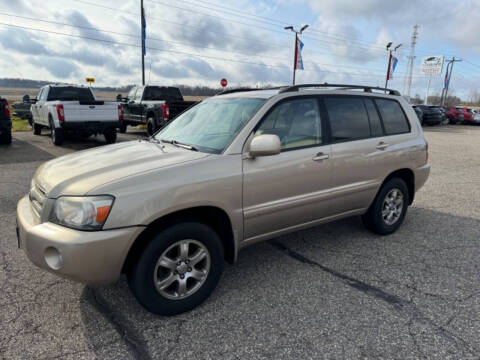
[118,122,127,134]
[362,178,409,235]
[104,128,117,144]
[27,116,33,127]
[33,122,42,135]
[146,117,156,136]
[50,118,64,146]
[127,222,224,316]
[0,129,12,145]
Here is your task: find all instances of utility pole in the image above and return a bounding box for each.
[404,25,419,101]
[284,25,308,85]
[384,42,402,92]
[441,57,462,105]
[141,0,145,86]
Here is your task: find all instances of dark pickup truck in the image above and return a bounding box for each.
[117,86,198,135]
[0,97,12,145]
[12,95,33,125]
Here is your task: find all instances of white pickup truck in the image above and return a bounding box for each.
[30,84,121,146]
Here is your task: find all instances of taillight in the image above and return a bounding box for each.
[3,100,10,117]
[56,104,65,121]
[162,103,169,119]
[425,142,429,164]
[118,104,123,121]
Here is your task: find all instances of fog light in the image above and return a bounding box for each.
[44,247,63,270]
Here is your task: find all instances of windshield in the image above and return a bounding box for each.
[155,97,266,154]
[47,87,95,102]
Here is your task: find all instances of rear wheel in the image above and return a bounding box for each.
[104,128,117,144]
[0,129,11,145]
[362,178,409,235]
[128,222,224,316]
[118,122,127,134]
[146,117,156,136]
[50,118,64,146]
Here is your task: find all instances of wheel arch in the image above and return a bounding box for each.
[122,206,236,274]
[379,168,415,205]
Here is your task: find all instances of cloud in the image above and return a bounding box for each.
[0,28,50,55]
[30,57,79,79]
[65,10,115,43]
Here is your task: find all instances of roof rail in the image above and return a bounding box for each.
[216,86,286,96]
[279,83,401,96]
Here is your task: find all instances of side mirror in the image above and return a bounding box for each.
[249,134,281,157]
[23,94,30,103]
[116,94,122,102]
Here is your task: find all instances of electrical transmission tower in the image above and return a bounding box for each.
[404,25,419,101]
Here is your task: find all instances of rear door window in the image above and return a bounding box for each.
[324,97,370,142]
[375,99,410,135]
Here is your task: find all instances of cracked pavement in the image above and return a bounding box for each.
[1,126,479,359]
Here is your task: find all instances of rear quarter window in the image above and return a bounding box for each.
[375,99,410,135]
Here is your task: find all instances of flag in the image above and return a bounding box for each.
[387,55,398,80]
[295,38,304,70]
[142,8,146,56]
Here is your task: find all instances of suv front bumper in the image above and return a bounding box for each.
[16,195,142,285]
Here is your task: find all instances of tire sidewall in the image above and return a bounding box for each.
[129,222,224,316]
[371,178,409,235]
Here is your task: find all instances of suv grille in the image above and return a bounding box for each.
[29,183,46,218]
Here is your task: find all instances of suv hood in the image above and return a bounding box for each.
[35,140,209,197]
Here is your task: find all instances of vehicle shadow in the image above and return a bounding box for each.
[0,137,54,164]
[79,207,480,359]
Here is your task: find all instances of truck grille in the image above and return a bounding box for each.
[29,183,46,218]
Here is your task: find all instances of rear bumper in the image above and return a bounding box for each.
[16,195,142,285]
[60,121,119,132]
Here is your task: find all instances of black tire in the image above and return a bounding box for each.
[362,178,409,235]
[119,122,127,134]
[146,117,156,136]
[33,122,42,135]
[128,222,224,316]
[104,128,117,144]
[27,116,33,127]
[0,129,12,145]
[50,118,64,146]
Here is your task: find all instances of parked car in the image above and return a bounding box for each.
[0,97,12,145]
[118,85,198,135]
[457,107,474,124]
[438,107,449,125]
[17,84,430,315]
[12,95,33,126]
[30,84,121,146]
[443,106,463,124]
[415,105,443,125]
[412,105,423,123]
[472,109,480,124]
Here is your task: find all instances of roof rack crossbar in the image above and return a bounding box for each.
[216,86,286,96]
[279,83,401,96]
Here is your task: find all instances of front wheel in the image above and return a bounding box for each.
[128,222,224,316]
[33,122,42,135]
[362,178,409,235]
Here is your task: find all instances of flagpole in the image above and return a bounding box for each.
[141,0,145,86]
[293,33,298,85]
[384,51,392,92]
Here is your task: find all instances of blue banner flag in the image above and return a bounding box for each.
[142,9,146,56]
[295,38,304,70]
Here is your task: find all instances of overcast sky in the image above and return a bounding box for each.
[0,0,479,99]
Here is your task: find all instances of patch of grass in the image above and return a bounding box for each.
[11,115,31,132]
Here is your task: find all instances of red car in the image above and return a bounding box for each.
[443,106,463,124]
[457,107,473,123]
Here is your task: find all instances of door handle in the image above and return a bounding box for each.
[313,152,329,161]
[376,142,389,150]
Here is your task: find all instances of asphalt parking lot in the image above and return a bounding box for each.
[1,125,479,359]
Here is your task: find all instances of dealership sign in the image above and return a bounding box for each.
[421,56,444,75]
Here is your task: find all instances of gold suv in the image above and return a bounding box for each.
[17,84,430,315]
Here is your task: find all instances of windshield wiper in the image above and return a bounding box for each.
[160,139,198,151]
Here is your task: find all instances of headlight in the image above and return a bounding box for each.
[49,196,114,230]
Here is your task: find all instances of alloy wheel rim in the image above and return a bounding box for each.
[382,188,404,226]
[153,239,210,300]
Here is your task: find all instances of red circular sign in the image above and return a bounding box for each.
[220,78,228,87]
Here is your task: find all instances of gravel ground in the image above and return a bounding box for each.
[1,125,479,359]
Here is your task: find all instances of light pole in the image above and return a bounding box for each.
[284,24,308,85]
[384,42,402,91]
